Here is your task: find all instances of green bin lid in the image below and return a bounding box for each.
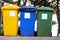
[37,6,54,11]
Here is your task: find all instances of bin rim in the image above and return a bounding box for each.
[20,6,36,9]
[20,6,36,11]
[2,5,19,10]
[37,7,54,11]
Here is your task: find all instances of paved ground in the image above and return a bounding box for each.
[0,36,60,40]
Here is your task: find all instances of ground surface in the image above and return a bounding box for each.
[0,36,60,40]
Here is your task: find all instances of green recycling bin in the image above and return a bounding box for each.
[37,7,53,36]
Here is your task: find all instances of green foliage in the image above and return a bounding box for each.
[3,0,18,4]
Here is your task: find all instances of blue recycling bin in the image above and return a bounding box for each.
[20,6,36,36]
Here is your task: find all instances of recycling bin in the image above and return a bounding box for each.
[37,7,53,36]
[2,5,19,36]
[20,6,36,36]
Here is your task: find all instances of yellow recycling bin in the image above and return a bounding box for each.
[2,5,19,36]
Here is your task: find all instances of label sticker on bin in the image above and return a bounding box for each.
[42,14,48,20]
[10,11,15,16]
[24,13,30,19]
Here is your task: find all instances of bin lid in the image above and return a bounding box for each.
[20,6,36,11]
[20,6,35,8]
[2,5,19,10]
[37,6,54,11]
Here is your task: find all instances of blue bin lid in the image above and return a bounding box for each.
[20,6,36,11]
[20,6,35,8]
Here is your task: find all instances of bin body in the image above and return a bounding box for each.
[37,7,53,36]
[2,5,19,36]
[20,6,36,36]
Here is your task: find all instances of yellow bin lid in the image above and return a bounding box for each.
[2,4,19,10]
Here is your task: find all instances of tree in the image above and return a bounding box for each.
[3,0,18,4]
[30,0,51,7]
